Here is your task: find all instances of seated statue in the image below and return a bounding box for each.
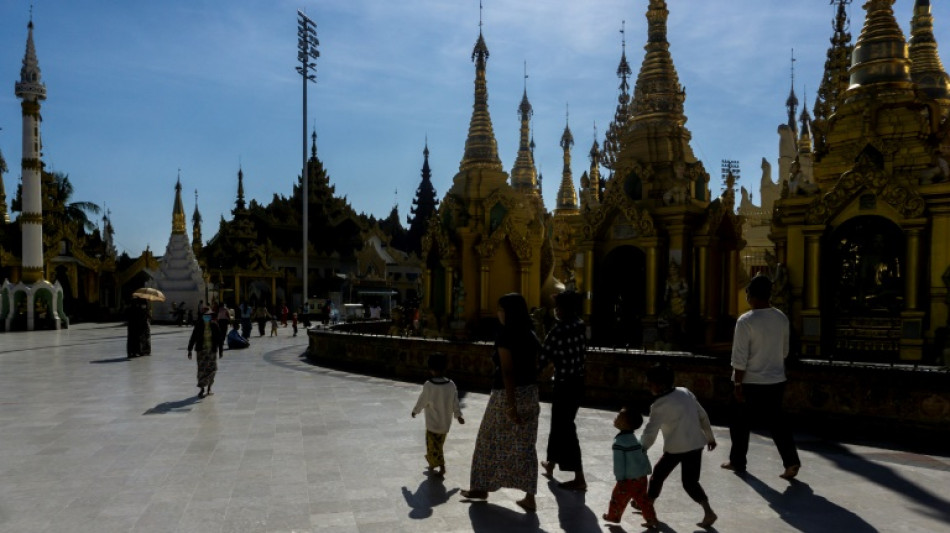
[788,159,818,196]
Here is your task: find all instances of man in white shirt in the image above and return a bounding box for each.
[722,275,801,480]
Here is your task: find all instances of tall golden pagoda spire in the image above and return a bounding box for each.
[798,97,813,153]
[603,20,633,173]
[629,0,686,126]
[172,173,186,235]
[459,26,503,173]
[909,0,950,102]
[848,0,912,91]
[510,62,538,191]
[588,125,602,204]
[556,109,578,213]
[813,0,854,159]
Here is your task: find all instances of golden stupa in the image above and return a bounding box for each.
[772,0,950,361]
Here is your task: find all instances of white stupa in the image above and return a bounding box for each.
[145,177,206,322]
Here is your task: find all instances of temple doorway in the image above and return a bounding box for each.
[822,215,905,361]
[592,245,646,347]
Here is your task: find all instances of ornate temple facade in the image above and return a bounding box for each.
[554,0,741,350]
[771,0,950,362]
[421,28,549,334]
[200,134,366,311]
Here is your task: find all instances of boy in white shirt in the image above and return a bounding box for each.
[640,364,717,529]
[412,353,464,476]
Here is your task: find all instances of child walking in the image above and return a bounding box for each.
[270,313,279,336]
[411,353,464,476]
[640,364,718,529]
[603,407,658,527]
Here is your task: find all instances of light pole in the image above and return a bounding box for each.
[297,10,318,314]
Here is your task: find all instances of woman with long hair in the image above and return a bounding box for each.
[461,293,541,512]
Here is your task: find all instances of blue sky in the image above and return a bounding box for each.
[1,0,947,257]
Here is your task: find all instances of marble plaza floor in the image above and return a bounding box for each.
[0,323,948,533]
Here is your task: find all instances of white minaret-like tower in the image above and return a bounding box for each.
[15,19,47,284]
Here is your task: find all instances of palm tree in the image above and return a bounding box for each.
[46,172,100,233]
[12,171,100,233]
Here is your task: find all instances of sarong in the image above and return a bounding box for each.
[469,385,539,494]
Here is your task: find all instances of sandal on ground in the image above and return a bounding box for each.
[540,460,554,478]
[515,498,536,513]
[460,489,488,499]
[720,461,746,474]
[697,513,718,528]
[558,479,587,491]
[602,513,620,523]
[780,464,800,480]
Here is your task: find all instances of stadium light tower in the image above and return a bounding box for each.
[297,10,318,312]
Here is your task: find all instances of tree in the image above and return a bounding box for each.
[45,171,101,234]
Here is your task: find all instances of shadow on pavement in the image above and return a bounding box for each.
[547,478,602,533]
[741,472,876,532]
[143,396,200,415]
[467,501,547,532]
[798,440,950,525]
[400,473,459,519]
[89,357,130,363]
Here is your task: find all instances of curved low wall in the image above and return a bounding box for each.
[307,329,950,443]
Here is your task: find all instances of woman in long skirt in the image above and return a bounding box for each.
[461,293,541,512]
[187,309,223,398]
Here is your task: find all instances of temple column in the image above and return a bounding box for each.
[234,274,241,304]
[271,277,277,306]
[423,269,432,309]
[645,244,658,317]
[694,239,710,319]
[904,226,922,311]
[583,249,594,317]
[479,265,490,312]
[444,266,454,319]
[801,226,824,356]
[803,228,823,310]
[900,222,927,361]
[727,248,739,317]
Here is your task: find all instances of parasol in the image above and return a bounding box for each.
[132,287,166,302]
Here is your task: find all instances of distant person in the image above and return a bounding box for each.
[174,301,186,327]
[370,303,382,320]
[253,305,269,336]
[216,303,231,342]
[538,290,588,491]
[270,312,279,337]
[411,353,464,477]
[722,275,801,480]
[142,301,152,356]
[280,302,289,327]
[240,301,253,339]
[187,307,223,398]
[227,323,250,350]
[126,299,144,359]
[602,407,656,528]
[641,364,717,529]
[461,293,540,513]
[291,312,298,337]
